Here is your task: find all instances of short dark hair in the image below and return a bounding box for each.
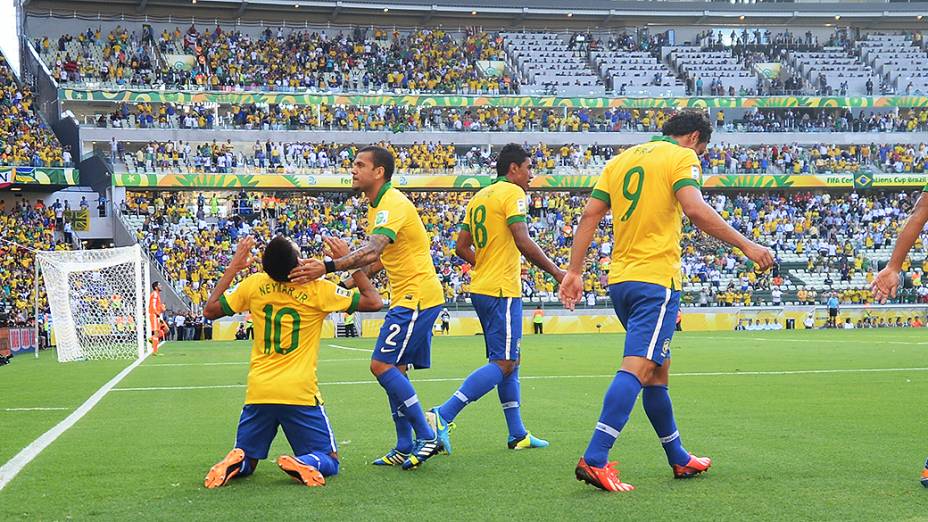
[662,110,712,144]
[151,281,160,291]
[262,235,299,283]
[496,143,529,178]
[357,145,395,181]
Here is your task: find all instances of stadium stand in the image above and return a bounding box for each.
[117,188,928,312]
[0,54,67,167]
[667,45,760,96]
[498,33,604,96]
[857,33,928,95]
[0,201,72,322]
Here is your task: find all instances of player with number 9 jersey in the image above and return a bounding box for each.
[590,135,701,291]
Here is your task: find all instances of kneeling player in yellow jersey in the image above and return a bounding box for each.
[202,235,382,488]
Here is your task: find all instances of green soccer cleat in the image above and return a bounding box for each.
[508,432,549,450]
[401,437,444,470]
[371,448,410,467]
[425,407,454,455]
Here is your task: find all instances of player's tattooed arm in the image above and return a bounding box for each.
[333,234,390,271]
[288,234,390,284]
[339,260,384,289]
[511,221,565,283]
[204,236,254,320]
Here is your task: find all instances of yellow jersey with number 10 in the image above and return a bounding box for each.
[590,136,702,289]
[367,182,445,310]
[461,178,528,298]
[219,272,360,406]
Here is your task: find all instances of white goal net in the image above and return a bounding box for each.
[36,245,149,362]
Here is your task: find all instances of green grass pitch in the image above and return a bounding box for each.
[1,329,927,520]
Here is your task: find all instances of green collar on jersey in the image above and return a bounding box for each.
[492,176,514,185]
[371,181,392,208]
[650,136,680,145]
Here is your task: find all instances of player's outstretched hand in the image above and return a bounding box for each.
[324,236,349,259]
[870,266,901,303]
[743,242,775,272]
[229,236,255,272]
[289,258,325,284]
[558,271,583,311]
[552,267,567,284]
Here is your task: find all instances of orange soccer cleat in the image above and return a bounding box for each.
[204,448,245,489]
[575,457,635,492]
[921,459,928,488]
[276,455,325,487]
[672,454,712,479]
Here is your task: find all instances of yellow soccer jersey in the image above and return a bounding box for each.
[591,136,702,289]
[219,272,360,406]
[368,182,444,309]
[461,178,527,297]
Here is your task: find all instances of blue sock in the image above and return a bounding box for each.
[642,385,690,466]
[438,363,505,422]
[497,366,527,440]
[389,393,414,454]
[296,452,339,477]
[583,370,642,468]
[377,367,435,440]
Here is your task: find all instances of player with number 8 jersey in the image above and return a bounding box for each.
[427,144,565,454]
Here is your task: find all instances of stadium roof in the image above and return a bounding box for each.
[25,0,928,28]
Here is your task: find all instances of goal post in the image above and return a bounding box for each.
[36,245,150,362]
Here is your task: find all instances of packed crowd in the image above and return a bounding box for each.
[0,200,72,322]
[683,190,928,306]
[117,140,620,174]
[115,138,928,176]
[36,26,155,85]
[87,101,928,135]
[121,188,928,312]
[0,54,67,167]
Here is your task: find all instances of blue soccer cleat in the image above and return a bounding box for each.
[508,432,549,450]
[921,458,928,488]
[371,448,409,466]
[426,407,454,455]
[401,437,444,470]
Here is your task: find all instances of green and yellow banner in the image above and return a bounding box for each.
[0,167,79,186]
[60,88,928,109]
[113,171,928,190]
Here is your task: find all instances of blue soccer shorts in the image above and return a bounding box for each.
[372,304,442,369]
[608,281,681,366]
[471,294,522,361]
[235,404,337,460]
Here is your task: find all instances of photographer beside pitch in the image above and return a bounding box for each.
[201,235,382,488]
[560,111,775,492]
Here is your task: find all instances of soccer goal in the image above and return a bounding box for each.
[36,245,150,362]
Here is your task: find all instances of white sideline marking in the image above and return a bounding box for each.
[328,343,373,353]
[698,336,928,346]
[0,353,149,491]
[2,408,70,412]
[110,366,928,392]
